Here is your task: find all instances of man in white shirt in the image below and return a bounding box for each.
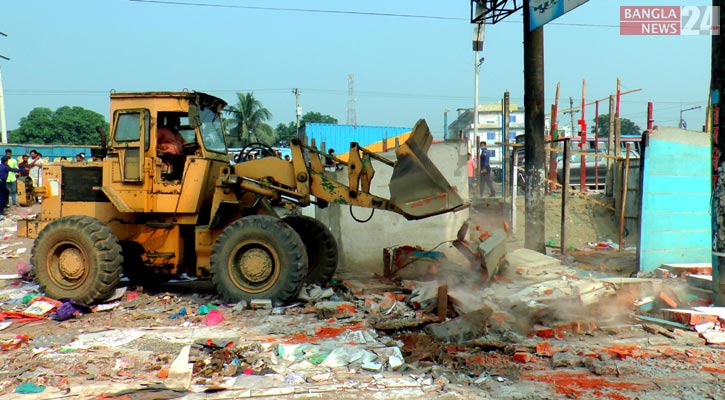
[28,150,44,188]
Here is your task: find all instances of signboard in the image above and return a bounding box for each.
[529,0,590,31]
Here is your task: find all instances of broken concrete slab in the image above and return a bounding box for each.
[661,309,719,326]
[447,286,497,315]
[685,274,713,291]
[503,249,573,282]
[315,301,356,319]
[701,330,725,345]
[661,263,712,276]
[552,351,582,368]
[425,306,493,343]
[478,229,506,280]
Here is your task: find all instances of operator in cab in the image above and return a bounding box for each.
[157,114,187,180]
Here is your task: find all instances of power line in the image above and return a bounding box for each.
[128,0,619,28]
[129,0,463,20]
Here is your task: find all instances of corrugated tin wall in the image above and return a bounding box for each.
[301,123,411,156]
[638,127,711,272]
[1,144,94,160]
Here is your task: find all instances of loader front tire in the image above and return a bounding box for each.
[211,215,308,305]
[283,215,338,285]
[32,216,123,304]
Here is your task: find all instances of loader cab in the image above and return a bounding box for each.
[102,91,229,214]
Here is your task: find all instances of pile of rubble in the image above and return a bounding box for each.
[1,242,725,398]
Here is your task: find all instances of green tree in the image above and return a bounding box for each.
[226,92,275,146]
[275,112,338,145]
[591,114,642,137]
[9,106,109,145]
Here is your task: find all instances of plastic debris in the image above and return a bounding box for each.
[2,334,29,351]
[203,309,224,326]
[51,302,87,321]
[15,261,32,280]
[21,293,38,305]
[169,307,188,319]
[14,382,46,394]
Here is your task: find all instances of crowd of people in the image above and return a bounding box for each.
[0,149,92,215]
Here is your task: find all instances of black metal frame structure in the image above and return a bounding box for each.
[471,0,523,24]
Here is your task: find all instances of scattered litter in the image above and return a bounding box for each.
[169,307,188,319]
[298,284,335,302]
[250,299,273,310]
[14,382,45,394]
[68,330,145,349]
[203,309,224,326]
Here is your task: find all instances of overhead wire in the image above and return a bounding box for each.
[128,0,620,28]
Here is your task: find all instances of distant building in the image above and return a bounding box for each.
[446,103,525,165]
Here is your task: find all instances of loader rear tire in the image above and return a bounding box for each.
[31,216,123,304]
[211,215,308,305]
[283,215,338,285]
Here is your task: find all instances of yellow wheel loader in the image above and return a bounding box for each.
[16,91,466,305]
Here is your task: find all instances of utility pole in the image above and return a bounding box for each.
[474,53,483,195]
[293,88,301,139]
[679,105,702,129]
[567,97,577,140]
[473,21,484,196]
[0,64,7,144]
[0,32,8,144]
[523,0,546,252]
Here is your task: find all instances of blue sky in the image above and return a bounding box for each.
[0,0,713,138]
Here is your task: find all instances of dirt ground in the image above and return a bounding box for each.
[471,189,638,277]
[1,200,723,399]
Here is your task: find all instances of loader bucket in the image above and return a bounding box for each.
[389,119,466,220]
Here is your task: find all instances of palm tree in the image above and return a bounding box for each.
[226,92,276,146]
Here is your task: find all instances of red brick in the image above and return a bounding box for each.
[513,352,533,363]
[659,292,678,308]
[702,365,725,374]
[662,309,719,326]
[536,328,555,339]
[379,292,397,310]
[536,341,554,357]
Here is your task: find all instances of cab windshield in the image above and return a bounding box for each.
[199,108,227,154]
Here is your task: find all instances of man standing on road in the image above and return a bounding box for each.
[0,156,23,215]
[4,149,18,207]
[479,141,496,197]
[28,150,44,203]
[467,152,476,194]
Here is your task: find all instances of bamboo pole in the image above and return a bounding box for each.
[549,83,561,192]
[561,138,570,254]
[605,96,616,196]
[595,100,600,188]
[511,146,518,236]
[619,143,632,251]
[547,88,642,116]
[515,163,616,212]
[580,80,587,193]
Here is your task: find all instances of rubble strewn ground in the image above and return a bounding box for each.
[2,198,725,399]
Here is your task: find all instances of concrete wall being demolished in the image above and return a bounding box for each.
[315,141,470,275]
